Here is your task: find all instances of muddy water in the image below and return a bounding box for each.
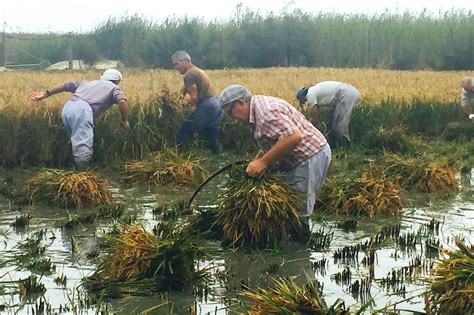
[0,170,472,314]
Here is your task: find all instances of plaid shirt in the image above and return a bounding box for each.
[249,95,327,171]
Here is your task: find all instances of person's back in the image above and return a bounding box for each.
[307,81,343,106]
[66,80,126,118]
[183,66,216,102]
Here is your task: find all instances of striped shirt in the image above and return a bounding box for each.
[249,95,327,171]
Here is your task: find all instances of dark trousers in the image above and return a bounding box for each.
[177,96,224,154]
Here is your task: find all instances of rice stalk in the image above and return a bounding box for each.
[217,167,302,247]
[424,238,474,314]
[317,169,403,217]
[379,153,460,193]
[241,276,348,314]
[122,149,205,186]
[18,169,113,208]
[83,224,205,297]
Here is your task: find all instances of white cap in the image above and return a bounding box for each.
[100,69,122,81]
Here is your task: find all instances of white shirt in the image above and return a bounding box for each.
[306,81,343,107]
[461,77,474,108]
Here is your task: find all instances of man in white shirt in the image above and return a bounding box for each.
[460,77,474,123]
[296,81,359,148]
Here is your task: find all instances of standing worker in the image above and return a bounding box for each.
[219,84,331,238]
[29,69,129,168]
[296,81,359,148]
[460,77,474,123]
[171,51,224,154]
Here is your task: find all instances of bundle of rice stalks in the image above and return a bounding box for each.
[442,122,474,141]
[122,149,205,186]
[158,87,187,114]
[217,168,302,247]
[83,224,204,297]
[425,239,474,314]
[379,153,460,193]
[18,169,113,208]
[241,276,348,314]
[317,169,403,217]
[364,125,412,153]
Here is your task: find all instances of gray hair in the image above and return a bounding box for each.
[171,50,191,62]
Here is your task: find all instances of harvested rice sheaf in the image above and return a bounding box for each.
[425,239,474,315]
[217,168,302,247]
[83,224,203,296]
[380,153,460,193]
[443,122,474,141]
[18,169,113,208]
[122,149,205,186]
[317,169,403,217]
[364,125,412,153]
[241,276,348,314]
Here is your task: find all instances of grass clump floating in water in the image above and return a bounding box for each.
[217,167,302,247]
[241,276,348,314]
[122,148,206,186]
[424,238,474,315]
[379,153,460,193]
[83,224,205,298]
[317,169,403,217]
[18,169,113,208]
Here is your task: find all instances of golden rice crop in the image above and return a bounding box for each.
[1,67,468,112]
[18,169,113,208]
[241,276,348,314]
[379,153,460,193]
[317,169,404,217]
[424,239,474,314]
[83,224,204,296]
[217,168,302,247]
[122,148,206,186]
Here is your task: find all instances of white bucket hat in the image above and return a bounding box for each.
[100,69,123,81]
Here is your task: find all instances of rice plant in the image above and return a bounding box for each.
[241,276,348,314]
[122,148,206,186]
[17,169,113,208]
[424,238,474,315]
[379,153,460,193]
[83,224,206,297]
[217,167,302,247]
[316,169,403,217]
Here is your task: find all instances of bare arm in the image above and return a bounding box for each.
[29,84,66,101]
[117,99,129,129]
[185,84,199,105]
[246,130,304,177]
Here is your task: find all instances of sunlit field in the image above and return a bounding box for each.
[0,67,470,110]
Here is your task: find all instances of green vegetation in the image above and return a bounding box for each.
[5,10,474,70]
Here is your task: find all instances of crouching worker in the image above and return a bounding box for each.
[219,84,331,240]
[29,69,129,168]
[296,81,359,148]
[460,77,474,123]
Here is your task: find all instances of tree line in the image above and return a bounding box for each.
[5,8,474,70]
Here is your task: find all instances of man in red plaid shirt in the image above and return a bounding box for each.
[219,84,331,222]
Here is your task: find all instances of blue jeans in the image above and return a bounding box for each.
[177,96,224,153]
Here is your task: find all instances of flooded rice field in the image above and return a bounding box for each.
[0,167,472,314]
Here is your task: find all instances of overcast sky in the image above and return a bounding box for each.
[1,0,473,33]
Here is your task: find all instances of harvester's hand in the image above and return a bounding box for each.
[469,114,474,123]
[246,159,267,178]
[120,120,130,129]
[29,91,48,101]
